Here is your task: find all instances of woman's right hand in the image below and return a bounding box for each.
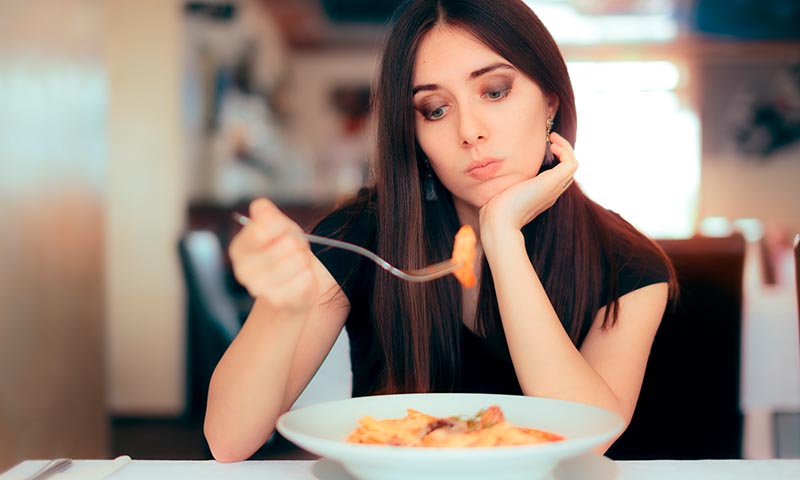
[229,198,319,312]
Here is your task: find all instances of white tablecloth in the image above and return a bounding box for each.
[3,457,800,480]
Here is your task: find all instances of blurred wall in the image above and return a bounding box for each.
[697,52,800,235]
[702,148,800,235]
[0,0,107,470]
[106,0,187,415]
[284,49,378,170]
[1,3,189,467]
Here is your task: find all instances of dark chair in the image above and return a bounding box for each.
[607,233,746,460]
[178,230,243,420]
[178,230,309,460]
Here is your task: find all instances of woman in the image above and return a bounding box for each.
[205,0,677,462]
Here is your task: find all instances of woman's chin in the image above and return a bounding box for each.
[463,190,502,211]
[472,179,516,205]
[450,177,520,210]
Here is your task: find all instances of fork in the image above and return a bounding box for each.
[231,212,461,283]
[25,458,71,480]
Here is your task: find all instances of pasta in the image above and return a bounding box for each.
[345,405,563,447]
[451,225,477,288]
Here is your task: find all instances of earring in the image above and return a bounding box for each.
[543,116,555,167]
[423,160,438,202]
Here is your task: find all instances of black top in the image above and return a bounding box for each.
[310,201,670,397]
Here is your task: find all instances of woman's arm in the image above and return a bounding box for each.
[204,199,350,462]
[483,227,667,424]
[477,133,668,451]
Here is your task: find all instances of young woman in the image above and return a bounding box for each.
[204,0,677,462]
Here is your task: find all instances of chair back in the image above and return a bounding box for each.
[178,230,242,418]
[607,233,746,460]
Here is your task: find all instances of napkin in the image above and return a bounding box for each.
[55,455,132,480]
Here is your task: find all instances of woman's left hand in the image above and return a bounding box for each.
[479,131,577,239]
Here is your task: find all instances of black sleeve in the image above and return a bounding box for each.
[616,246,671,298]
[610,213,671,298]
[310,202,375,303]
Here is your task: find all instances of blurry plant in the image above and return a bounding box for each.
[735,63,800,159]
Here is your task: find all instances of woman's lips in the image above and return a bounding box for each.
[465,159,502,180]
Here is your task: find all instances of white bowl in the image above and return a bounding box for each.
[277,393,624,480]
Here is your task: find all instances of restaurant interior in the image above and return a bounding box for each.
[1,0,799,473]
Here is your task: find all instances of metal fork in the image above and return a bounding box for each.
[231,212,461,283]
[25,459,72,480]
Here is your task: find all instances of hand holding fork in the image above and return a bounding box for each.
[228,199,476,308]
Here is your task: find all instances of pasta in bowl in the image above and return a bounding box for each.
[276,393,624,480]
[346,405,563,447]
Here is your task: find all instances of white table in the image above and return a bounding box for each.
[3,457,800,480]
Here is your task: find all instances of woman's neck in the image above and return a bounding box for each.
[453,197,481,246]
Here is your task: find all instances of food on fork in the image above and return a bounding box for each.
[345,405,563,447]
[451,225,477,287]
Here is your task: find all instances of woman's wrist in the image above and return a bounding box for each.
[480,222,526,261]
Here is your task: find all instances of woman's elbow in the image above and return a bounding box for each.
[594,409,632,455]
[204,419,268,463]
[205,434,255,463]
[208,444,248,463]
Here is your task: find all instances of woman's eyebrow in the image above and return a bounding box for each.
[413,62,516,96]
[469,62,515,79]
[413,83,439,96]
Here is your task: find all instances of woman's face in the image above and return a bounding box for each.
[412,25,557,211]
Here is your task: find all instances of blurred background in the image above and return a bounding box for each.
[1,0,799,471]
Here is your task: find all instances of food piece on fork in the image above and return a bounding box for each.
[451,225,477,287]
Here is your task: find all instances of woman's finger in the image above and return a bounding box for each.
[232,232,311,290]
[548,141,578,184]
[246,244,313,287]
[548,134,577,167]
[240,198,303,249]
[548,131,573,153]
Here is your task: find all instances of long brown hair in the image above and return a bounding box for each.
[341,0,676,394]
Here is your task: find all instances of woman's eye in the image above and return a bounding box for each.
[426,105,448,120]
[484,88,510,100]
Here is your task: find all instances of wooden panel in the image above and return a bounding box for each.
[0,0,107,471]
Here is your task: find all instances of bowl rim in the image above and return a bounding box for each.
[276,392,625,461]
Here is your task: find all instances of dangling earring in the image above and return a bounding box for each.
[543,115,555,167]
[423,159,438,202]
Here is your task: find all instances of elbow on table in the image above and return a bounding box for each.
[205,421,273,463]
[209,448,246,464]
[208,444,248,463]
[206,435,257,463]
[594,411,632,455]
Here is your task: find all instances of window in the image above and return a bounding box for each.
[568,61,699,238]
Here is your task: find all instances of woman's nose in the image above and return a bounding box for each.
[458,107,487,147]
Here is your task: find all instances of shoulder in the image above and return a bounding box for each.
[604,210,672,299]
[310,188,377,299]
[311,187,376,247]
